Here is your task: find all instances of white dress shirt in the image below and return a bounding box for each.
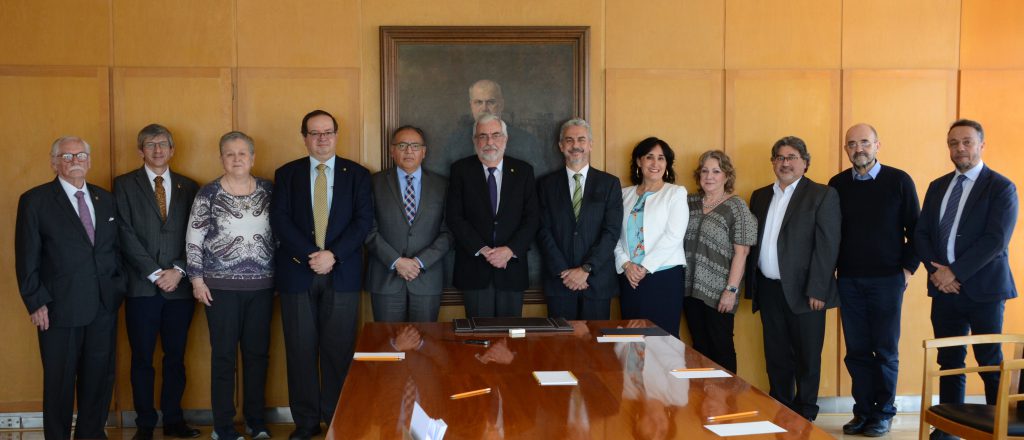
[58,177,95,225]
[481,160,504,210]
[309,155,336,210]
[144,165,172,208]
[940,161,984,263]
[566,164,589,198]
[758,177,801,280]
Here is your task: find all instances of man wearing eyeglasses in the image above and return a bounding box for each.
[365,126,452,322]
[270,109,373,440]
[446,114,540,317]
[112,124,200,440]
[914,119,1018,440]
[828,124,919,437]
[745,136,840,421]
[16,136,127,440]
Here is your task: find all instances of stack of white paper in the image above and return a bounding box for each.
[410,402,447,440]
[533,371,578,386]
[596,335,646,343]
[704,421,786,436]
[670,369,732,379]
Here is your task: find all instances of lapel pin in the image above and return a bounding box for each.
[343,167,348,172]
[177,183,182,189]
[510,168,515,174]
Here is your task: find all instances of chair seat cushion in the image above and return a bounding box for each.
[930,403,1024,436]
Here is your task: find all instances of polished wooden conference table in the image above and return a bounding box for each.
[328,320,833,439]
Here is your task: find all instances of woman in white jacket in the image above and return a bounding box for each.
[614,137,689,337]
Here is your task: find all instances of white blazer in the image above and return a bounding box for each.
[614,183,689,274]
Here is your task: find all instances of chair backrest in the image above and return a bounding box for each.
[994,358,1024,440]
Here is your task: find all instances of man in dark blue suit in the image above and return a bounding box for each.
[537,118,623,320]
[270,109,373,440]
[914,119,1018,440]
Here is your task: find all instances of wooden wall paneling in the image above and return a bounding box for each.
[606,0,724,69]
[838,69,959,395]
[0,0,111,66]
[724,0,841,69]
[724,69,842,393]
[841,0,960,69]
[237,0,362,68]
[112,0,235,67]
[0,66,111,410]
[960,0,1024,69]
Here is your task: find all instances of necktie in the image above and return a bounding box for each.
[572,173,583,220]
[403,174,416,225]
[487,167,498,215]
[154,175,167,221]
[75,190,95,245]
[314,163,328,249]
[938,174,968,253]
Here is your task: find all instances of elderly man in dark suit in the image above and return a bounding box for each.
[745,135,841,421]
[113,124,200,440]
[537,118,623,320]
[16,136,127,440]
[914,119,1018,440]
[270,109,373,440]
[366,125,452,322]
[446,114,540,318]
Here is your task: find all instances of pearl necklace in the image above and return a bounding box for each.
[702,193,729,212]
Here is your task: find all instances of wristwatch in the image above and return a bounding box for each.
[725,285,739,293]
[581,263,593,273]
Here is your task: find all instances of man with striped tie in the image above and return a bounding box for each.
[366,126,452,322]
[536,119,623,320]
[914,119,1018,440]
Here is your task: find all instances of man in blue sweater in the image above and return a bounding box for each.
[829,123,920,437]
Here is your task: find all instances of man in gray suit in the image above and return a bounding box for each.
[366,125,453,322]
[745,135,841,421]
[113,124,200,440]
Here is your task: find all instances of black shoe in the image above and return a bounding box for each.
[211,430,244,440]
[288,426,322,440]
[863,418,892,437]
[843,415,869,435]
[132,427,154,440]
[246,424,272,440]
[164,422,202,439]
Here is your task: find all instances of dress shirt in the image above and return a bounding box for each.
[566,164,590,198]
[144,165,172,208]
[309,155,336,210]
[758,177,802,280]
[481,160,504,210]
[396,166,423,208]
[851,160,881,181]
[58,176,95,226]
[940,161,984,263]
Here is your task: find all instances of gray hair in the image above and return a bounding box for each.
[473,114,508,137]
[219,131,255,155]
[559,118,592,140]
[50,136,91,156]
[469,79,504,100]
[137,123,175,150]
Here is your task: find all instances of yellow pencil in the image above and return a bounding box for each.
[355,356,403,362]
[671,367,715,372]
[450,387,491,400]
[707,410,759,422]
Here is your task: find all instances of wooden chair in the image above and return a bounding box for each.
[920,334,1024,440]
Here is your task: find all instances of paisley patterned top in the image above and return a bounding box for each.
[186,177,274,290]
[682,194,757,313]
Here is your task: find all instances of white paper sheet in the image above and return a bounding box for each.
[533,370,578,386]
[596,336,645,343]
[670,369,732,379]
[410,401,448,440]
[704,421,786,436]
[353,352,406,360]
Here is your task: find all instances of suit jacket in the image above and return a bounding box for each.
[445,155,539,291]
[536,167,623,299]
[745,177,841,314]
[914,165,1018,301]
[271,156,374,293]
[365,167,452,295]
[113,167,199,299]
[15,178,126,327]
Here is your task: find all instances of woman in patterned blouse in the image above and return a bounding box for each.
[682,150,757,373]
[186,131,274,440]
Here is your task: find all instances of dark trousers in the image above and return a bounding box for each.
[931,293,1005,405]
[545,295,611,321]
[838,274,904,420]
[205,288,273,433]
[371,289,441,322]
[463,285,523,318]
[757,273,826,421]
[125,295,195,427]
[683,296,737,373]
[618,265,685,338]
[38,309,118,440]
[280,274,360,430]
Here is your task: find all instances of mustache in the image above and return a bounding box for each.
[568,148,584,154]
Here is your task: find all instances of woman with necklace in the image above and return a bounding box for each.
[613,137,689,338]
[186,131,275,440]
[682,150,757,373]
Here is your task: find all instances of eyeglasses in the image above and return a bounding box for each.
[306,131,337,139]
[771,155,802,164]
[143,141,171,150]
[474,132,506,142]
[392,142,424,152]
[55,152,90,162]
[845,139,876,149]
